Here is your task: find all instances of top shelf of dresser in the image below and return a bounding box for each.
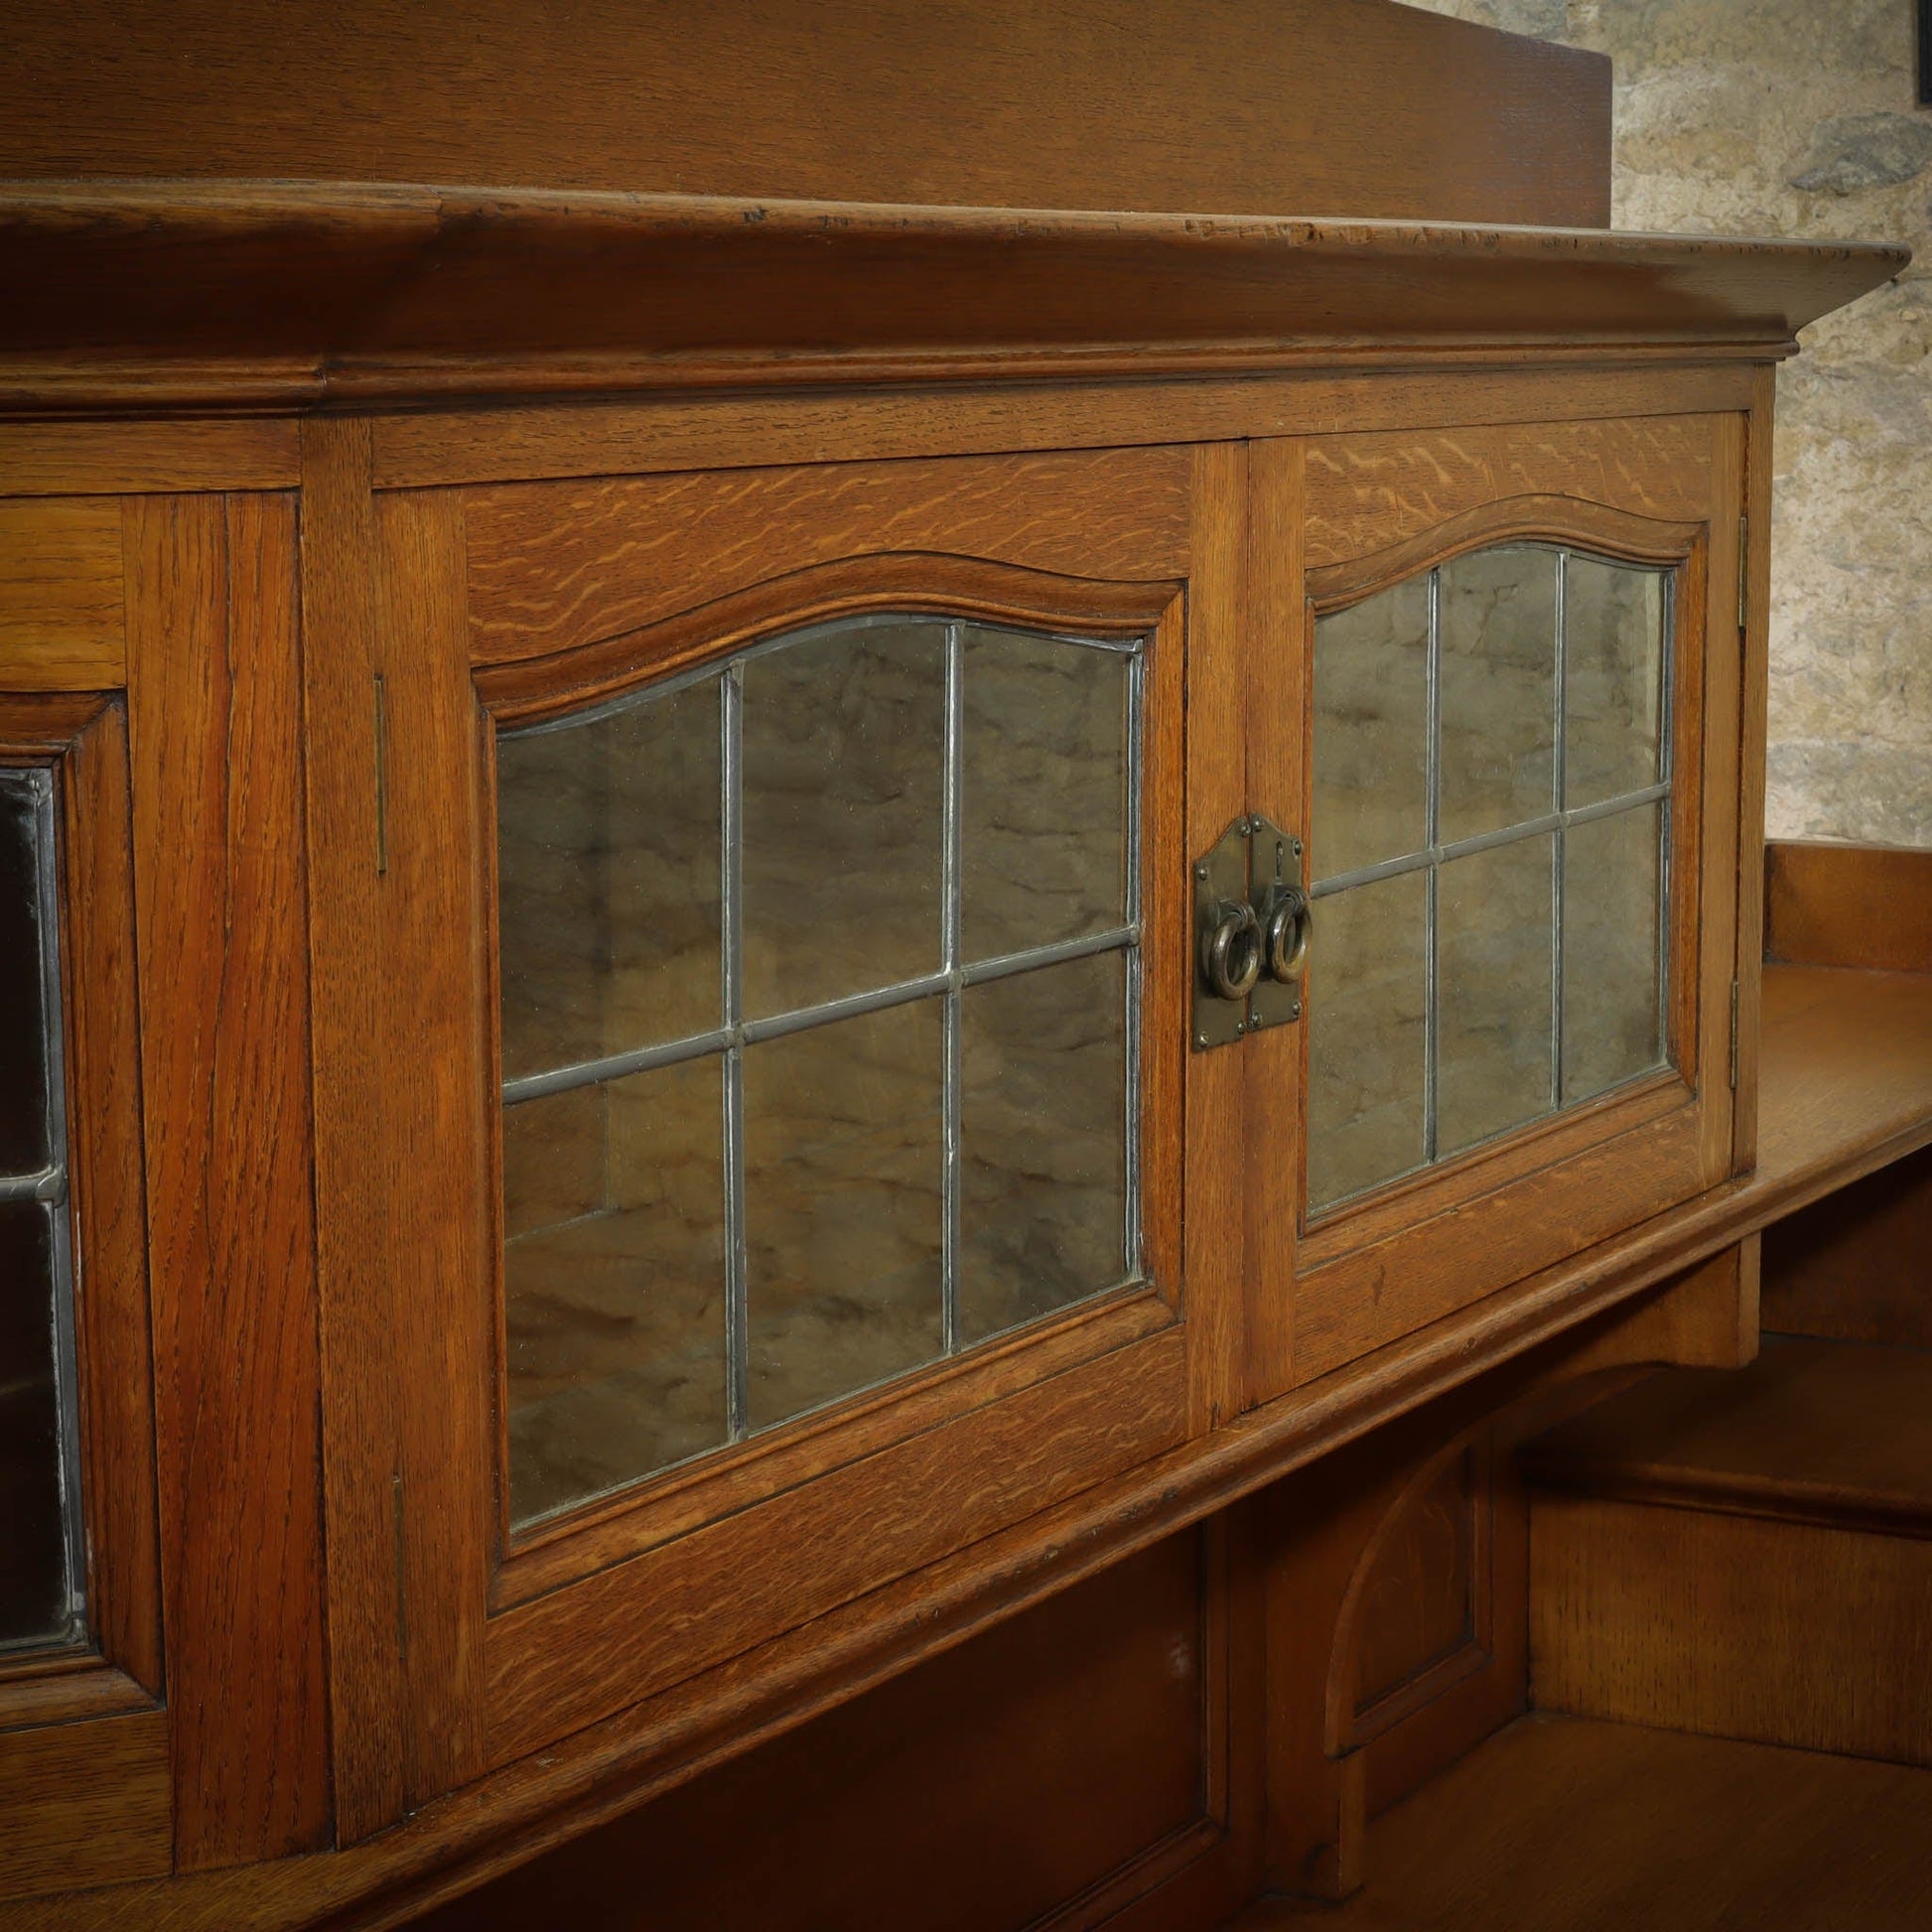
[0,183,1906,412]
[1756,964,1932,1212]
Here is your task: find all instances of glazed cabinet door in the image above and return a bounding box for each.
[1246,414,1745,1398]
[0,486,327,1893]
[306,438,1252,1831]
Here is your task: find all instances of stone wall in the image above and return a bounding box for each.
[1406,0,1930,847]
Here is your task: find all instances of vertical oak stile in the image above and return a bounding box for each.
[1732,368,1778,1176]
[1184,443,1253,1431]
[125,489,332,1866]
[299,417,409,1843]
[1244,439,1308,1405]
[370,487,493,1806]
[1700,415,1746,1188]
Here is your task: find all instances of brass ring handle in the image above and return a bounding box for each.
[1202,901,1263,1001]
[1263,886,1311,984]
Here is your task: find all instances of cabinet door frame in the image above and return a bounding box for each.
[1248,412,1743,1398]
[311,439,1251,1823]
[0,687,170,1894]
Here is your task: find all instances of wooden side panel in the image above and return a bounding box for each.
[415,1533,1217,1932]
[1352,1452,1477,1717]
[1731,366,1776,1175]
[125,492,331,1865]
[1765,841,1932,973]
[0,497,124,689]
[0,0,1610,227]
[1303,416,1719,566]
[1762,1146,1932,1348]
[1532,1495,1932,1765]
[462,449,1193,663]
[0,1712,171,1900]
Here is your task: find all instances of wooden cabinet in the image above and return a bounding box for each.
[0,3,1916,1926]
[285,406,1763,1813]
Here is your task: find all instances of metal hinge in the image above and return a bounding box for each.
[1728,979,1740,1090]
[373,671,389,877]
[1737,514,1749,631]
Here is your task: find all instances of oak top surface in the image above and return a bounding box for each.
[1230,1714,1932,1930]
[1757,965,1932,1196]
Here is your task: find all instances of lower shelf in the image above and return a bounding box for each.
[1227,1713,1932,1930]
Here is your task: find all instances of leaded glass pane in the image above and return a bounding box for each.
[1306,547,1675,1214]
[1438,546,1557,843]
[1307,872,1429,1212]
[959,951,1128,1346]
[1566,558,1667,808]
[1437,836,1556,1158]
[497,680,720,1084]
[0,767,79,1652]
[1313,574,1430,884]
[742,621,945,1019]
[745,1000,945,1430]
[960,626,1131,961]
[495,615,1144,1527]
[1565,803,1667,1104]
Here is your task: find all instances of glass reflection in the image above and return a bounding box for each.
[1565,804,1666,1104]
[1566,559,1666,807]
[504,1057,727,1525]
[0,1201,69,1648]
[497,680,720,1084]
[1437,837,1555,1157]
[1308,873,1429,1210]
[745,1001,945,1431]
[960,627,1130,961]
[1438,546,1557,843]
[1313,576,1430,883]
[0,768,77,1651]
[960,953,1127,1345]
[742,621,945,1018]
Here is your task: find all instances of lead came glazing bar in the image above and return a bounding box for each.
[941,621,965,1356]
[1422,567,1442,1167]
[1123,651,1146,1280]
[1552,550,1570,1110]
[721,663,749,1444]
[1308,781,1674,900]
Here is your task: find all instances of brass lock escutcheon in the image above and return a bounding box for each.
[1192,813,1311,1051]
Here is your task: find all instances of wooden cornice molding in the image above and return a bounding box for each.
[0,182,1907,414]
